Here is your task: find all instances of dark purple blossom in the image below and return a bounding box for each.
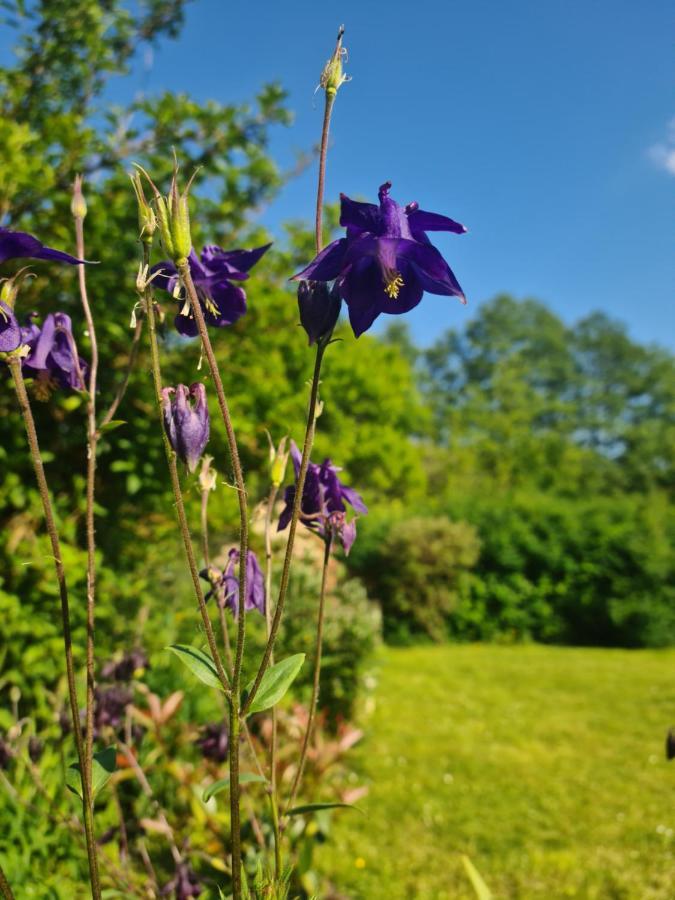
[277,441,367,554]
[197,722,229,763]
[292,181,466,337]
[0,736,12,770]
[0,227,84,266]
[28,737,43,763]
[22,312,88,391]
[93,686,133,733]
[667,728,675,761]
[162,383,210,473]
[297,280,341,346]
[101,648,149,682]
[162,862,203,899]
[152,243,270,336]
[0,300,21,352]
[201,549,266,618]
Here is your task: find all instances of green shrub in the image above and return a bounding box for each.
[348,515,480,643]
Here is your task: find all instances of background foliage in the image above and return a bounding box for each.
[0,1,673,895]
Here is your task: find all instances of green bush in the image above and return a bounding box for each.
[348,515,480,643]
[448,491,675,647]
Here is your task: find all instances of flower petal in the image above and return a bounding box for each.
[407,209,467,235]
[0,228,83,265]
[0,301,21,352]
[292,239,348,282]
[398,241,466,300]
[340,485,368,515]
[204,243,271,275]
[339,194,381,234]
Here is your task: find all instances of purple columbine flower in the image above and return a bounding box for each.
[0,227,84,266]
[162,383,210,473]
[292,181,466,337]
[0,300,21,352]
[201,548,266,618]
[22,312,88,391]
[197,722,229,763]
[277,441,367,554]
[162,861,203,899]
[152,243,270,336]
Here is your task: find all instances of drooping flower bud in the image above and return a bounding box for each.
[71,175,87,221]
[129,171,157,244]
[198,454,217,493]
[320,25,349,97]
[162,382,210,473]
[297,280,341,346]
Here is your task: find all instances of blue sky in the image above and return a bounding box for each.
[7,0,675,348]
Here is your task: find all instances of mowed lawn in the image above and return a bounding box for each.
[316,644,675,899]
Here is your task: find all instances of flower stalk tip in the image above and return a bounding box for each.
[320,25,349,97]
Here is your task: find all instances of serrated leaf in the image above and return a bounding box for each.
[66,746,117,800]
[99,419,126,434]
[203,773,268,802]
[167,644,224,691]
[244,653,305,715]
[286,802,361,816]
[461,855,493,900]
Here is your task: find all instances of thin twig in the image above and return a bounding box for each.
[142,249,231,696]
[284,536,332,814]
[178,263,249,899]
[7,358,101,898]
[73,193,98,833]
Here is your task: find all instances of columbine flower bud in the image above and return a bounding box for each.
[320,25,349,96]
[297,280,341,346]
[71,175,87,221]
[162,382,210,473]
[267,432,289,488]
[130,171,157,244]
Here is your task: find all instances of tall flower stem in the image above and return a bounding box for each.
[0,860,15,900]
[178,263,249,899]
[73,202,98,807]
[284,536,332,814]
[263,483,282,877]
[242,42,340,716]
[7,358,101,899]
[142,248,231,697]
[242,341,325,719]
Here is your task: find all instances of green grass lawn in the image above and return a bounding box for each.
[315,644,675,899]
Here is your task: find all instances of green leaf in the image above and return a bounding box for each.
[461,855,493,900]
[286,802,361,816]
[203,773,268,802]
[98,419,126,434]
[66,746,117,800]
[167,644,224,691]
[244,653,305,715]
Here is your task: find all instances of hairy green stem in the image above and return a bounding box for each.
[142,248,231,697]
[284,536,332,814]
[263,483,282,877]
[241,342,325,718]
[74,211,98,814]
[178,263,249,899]
[0,859,15,900]
[8,358,101,898]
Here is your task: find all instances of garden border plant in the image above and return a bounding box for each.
[0,26,468,898]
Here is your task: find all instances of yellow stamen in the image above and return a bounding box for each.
[384,272,404,299]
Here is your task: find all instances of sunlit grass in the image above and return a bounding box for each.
[316,644,675,899]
